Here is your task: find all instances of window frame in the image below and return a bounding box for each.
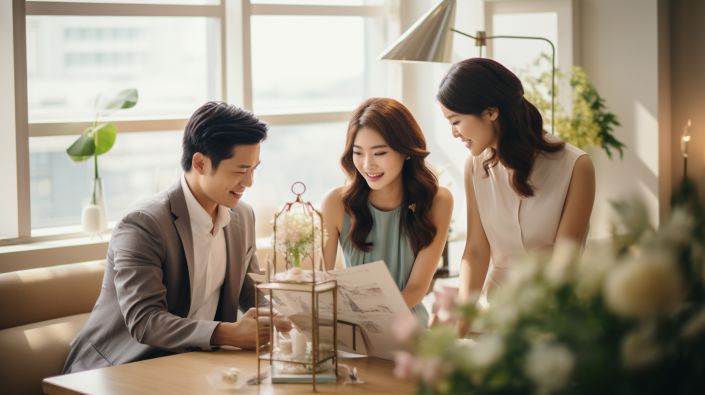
[1,0,398,269]
[483,0,580,112]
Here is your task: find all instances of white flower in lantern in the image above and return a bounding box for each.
[272,182,327,275]
[274,209,316,268]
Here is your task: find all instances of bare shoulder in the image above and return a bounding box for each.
[321,186,346,228]
[572,155,595,182]
[464,155,474,174]
[321,186,346,210]
[430,186,453,224]
[433,185,454,208]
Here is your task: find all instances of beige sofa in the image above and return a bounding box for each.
[0,261,104,395]
[0,244,330,395]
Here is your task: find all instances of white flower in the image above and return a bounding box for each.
[508,255,543,288]
[611,199,653,236]
[275,210,315,250]
[476,302,519,331]
[273,206,327,268]
[490,255,543,308]
[469,334,504,369]
[621,323,662,369]
[603,251,684,318]
[524,342,575,395]
[682,309,705,340]
[661,207,695,246]
[575,244,615,299]
[545,239,580,285]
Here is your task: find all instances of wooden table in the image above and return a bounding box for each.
[43,350,415,394]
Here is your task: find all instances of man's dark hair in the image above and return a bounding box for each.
[181,101,268,171]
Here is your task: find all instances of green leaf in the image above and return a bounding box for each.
[104,88,138,110]
[93,123,117,155]
[66,127,96,161]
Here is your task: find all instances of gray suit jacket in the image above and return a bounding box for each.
[63,181,261,373]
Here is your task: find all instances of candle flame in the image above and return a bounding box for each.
[681,119,692,158]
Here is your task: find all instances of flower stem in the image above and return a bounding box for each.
[92,155,99,205]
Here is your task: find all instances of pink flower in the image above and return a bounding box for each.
[432,286,459,322]
[433,287,458,311]
[419,357,444,385]
[392,312,420,343]
[393,351,418,379]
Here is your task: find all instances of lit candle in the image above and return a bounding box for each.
[681,119,692,180]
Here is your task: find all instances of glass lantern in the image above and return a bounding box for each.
[255,182,338,391]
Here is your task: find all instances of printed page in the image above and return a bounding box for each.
[268,261,412,360]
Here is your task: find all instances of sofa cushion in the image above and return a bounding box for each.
[0,261,104,330]
[0,313,90,395]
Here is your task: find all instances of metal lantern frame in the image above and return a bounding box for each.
[255,182,338,391]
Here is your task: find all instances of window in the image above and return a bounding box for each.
[242,1,396,236]
[2,0,397,245]
[483,0,578,117]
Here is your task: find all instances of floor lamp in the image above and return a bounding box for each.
[379,0,556,131]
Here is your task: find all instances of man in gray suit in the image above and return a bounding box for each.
[63,101,288,373]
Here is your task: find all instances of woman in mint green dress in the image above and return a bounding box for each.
[321,97,453,327]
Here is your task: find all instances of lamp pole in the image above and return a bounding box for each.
[451,29,556,133]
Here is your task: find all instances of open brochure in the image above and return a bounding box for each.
[257,261,413,360]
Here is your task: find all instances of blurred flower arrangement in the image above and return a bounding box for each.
[395,183,705,395]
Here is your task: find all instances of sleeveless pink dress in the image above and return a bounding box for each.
[472,134,587,304]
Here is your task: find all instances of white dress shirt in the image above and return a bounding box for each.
[180,174,230,321]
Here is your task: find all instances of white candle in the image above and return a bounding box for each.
[291,330,307,357]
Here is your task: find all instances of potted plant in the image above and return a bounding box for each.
[66,88,138,234]
[522,54,626,159]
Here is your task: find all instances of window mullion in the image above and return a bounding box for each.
[13,0,31,239]
[250,4,384,17]
[26,1,222,17]
[28,119,191,137]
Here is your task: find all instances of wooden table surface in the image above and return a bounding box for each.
[43,350,416,395]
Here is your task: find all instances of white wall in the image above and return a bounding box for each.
[579,0,660,238]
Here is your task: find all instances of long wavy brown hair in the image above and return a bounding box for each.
[437,58,564,197]
[340,98,438,255]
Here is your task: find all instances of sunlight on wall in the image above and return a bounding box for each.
[634,101,660,177]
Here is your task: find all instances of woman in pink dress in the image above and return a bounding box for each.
[437,58,595,335]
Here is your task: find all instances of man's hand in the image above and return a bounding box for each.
[210,308,271,349]
[210,308,294,349]
[273,312,293,333]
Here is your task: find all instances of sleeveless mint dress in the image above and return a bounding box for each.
[340,203,429,327]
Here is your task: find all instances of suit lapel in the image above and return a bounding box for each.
[168,181,196,297]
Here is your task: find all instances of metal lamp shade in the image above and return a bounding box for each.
[379,0,456,63]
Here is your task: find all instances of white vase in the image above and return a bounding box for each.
[82,177,108,234]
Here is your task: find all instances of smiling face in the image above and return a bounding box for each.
[351,127,406,192]
[189,143,261,212]
[439,103,498,156]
